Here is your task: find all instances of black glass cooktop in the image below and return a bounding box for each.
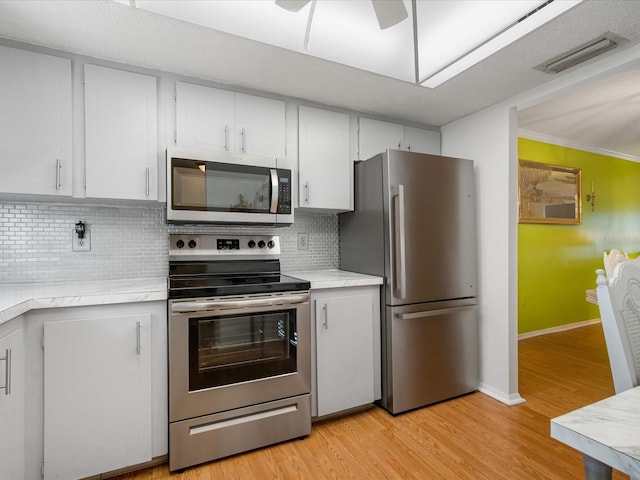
[168,260,310,299]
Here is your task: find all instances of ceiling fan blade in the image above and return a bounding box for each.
[371,0,408,29]
[275,0,312,12]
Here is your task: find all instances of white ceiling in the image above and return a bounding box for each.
[115,0,560,85]
[0,0,639,158]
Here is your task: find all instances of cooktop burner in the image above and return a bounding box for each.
[168,234,310,299]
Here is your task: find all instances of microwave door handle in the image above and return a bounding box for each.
[270,169,279,213]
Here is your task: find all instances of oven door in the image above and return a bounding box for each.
[169,292,310,422]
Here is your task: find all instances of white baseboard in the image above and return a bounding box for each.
[518,318,601,341]
[478,383,526,406]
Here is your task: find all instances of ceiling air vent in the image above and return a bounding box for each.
[535,32,626,74]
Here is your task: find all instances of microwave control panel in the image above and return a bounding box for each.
[277,169,291,214]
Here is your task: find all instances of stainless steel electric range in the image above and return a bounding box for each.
[167,234,311,472]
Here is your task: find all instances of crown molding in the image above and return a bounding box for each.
[518,129,640,163]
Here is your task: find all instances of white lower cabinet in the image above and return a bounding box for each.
[44,314,151,479]
[311,286,380,418]
[0,317,25,480]
[19,301,167,480]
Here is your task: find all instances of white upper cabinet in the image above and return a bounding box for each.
[403,125,441,155]
[84,64,158,201]
[298,106,352,212]
[176,82,286,158]
[235,93,286,158]
[176,82,235,152]
[358,117,404,160]
[0,46,72,196]
[358,117,441,160]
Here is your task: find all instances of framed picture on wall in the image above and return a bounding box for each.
[518,160,582,224]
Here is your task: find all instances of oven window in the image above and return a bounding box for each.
[188,309,298,391]
[172,158,272,213]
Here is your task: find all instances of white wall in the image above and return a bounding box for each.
[442,42,640,405]
[442,106,523,405]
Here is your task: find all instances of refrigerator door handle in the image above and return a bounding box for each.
[393,184,407,299]
[397,305,477,320]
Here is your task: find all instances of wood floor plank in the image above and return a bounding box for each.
[110,323,630,480]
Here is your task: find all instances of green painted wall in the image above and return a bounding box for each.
[518,138,640,334]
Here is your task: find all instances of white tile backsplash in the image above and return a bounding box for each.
[0,201,338,283]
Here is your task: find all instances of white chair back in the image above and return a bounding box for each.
[596,259,640,393]
[603,249,629,279]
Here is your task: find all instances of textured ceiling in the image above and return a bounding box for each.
[519,66,640,159]
[0,0,639,158]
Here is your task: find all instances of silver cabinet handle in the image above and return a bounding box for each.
[304,181,310,204]
[270,169,279,214]
[397,305,477,320]
[0,348,11,395]
[322,304,328,330]
[56,159,62,191]
[136,321,141,355]
[407,144,412,151]
[224,124,229,151]
[393,184,407,299]
[145,167,150,197]
[397,141,401,149]
[241,127,246,153]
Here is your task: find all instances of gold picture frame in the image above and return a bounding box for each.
[518,160,582,224]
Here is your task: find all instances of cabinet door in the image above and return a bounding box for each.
[0,325,24,480]
[176,82,235,152]
[298,106,352,211]
[85,64,158,200]
[44,314,152,480]
[403,126,441,155]
[358,117,404,161]
[235,93,286,158]
[315,294,375,417]
[0,46,72,196]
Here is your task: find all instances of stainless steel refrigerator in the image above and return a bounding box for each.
[339,149,478,414]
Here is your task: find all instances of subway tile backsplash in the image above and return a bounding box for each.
[0,202,339,284]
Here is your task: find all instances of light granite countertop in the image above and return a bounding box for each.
[0,277,168,326]
[287,269,383,290]
[0,270,382,326]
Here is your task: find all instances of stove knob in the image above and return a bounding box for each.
[176,239,185,249]
[258,240,266,248]
[267,240,275,249]
[188,239,197,249]
[248,240,256,248]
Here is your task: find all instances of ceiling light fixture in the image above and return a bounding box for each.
[420,0,582,89]
[535,33,625,74]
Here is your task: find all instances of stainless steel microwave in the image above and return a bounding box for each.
[166,147,293,225]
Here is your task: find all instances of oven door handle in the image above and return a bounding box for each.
[171,294,309,312]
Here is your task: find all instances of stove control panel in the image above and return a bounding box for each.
[169,234,280,260]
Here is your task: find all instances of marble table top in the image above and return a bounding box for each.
[551,386,640,477]
[0,277,168,326]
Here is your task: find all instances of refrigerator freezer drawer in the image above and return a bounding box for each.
[382,302,478,414]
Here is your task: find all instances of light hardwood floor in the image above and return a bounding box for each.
[113,324,628,479]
